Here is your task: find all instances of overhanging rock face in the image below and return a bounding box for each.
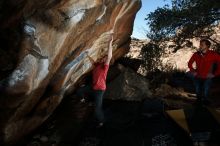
[0,0,141,144]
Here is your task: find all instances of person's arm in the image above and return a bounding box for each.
[188,53,196,72]
[215,52,220,62]
[206,52,219,78]
[207,64,216,78]
[208,52,220,77]
[105,35,113,65]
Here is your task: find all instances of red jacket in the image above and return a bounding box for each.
[92,63,109,90]
[188,50,220,79]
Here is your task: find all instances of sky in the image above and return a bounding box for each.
[132,0,171,39]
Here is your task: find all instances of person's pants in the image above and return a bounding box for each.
[76,85,105,123]
[186,72,212,99]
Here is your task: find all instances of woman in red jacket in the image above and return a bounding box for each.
[77,33,113,127]
[188,39,220,103]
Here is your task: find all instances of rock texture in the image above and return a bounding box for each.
[105,64,152,101]
[0,0,141,144]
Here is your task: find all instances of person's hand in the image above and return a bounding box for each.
[108,34,114,48]
[191,71,197,77]
[207,73,214,78]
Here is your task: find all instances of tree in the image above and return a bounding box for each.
[146,0,220,50]
[141,42,164,73]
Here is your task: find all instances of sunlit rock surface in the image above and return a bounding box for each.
[0,0,141,144]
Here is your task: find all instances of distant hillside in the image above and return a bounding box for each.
[128,38,193,71]
[127,38,149,59]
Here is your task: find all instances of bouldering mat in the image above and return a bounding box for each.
[166,105,220,142]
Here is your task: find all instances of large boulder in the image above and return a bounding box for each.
[0,0,141,144]
[104,64,152,101]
